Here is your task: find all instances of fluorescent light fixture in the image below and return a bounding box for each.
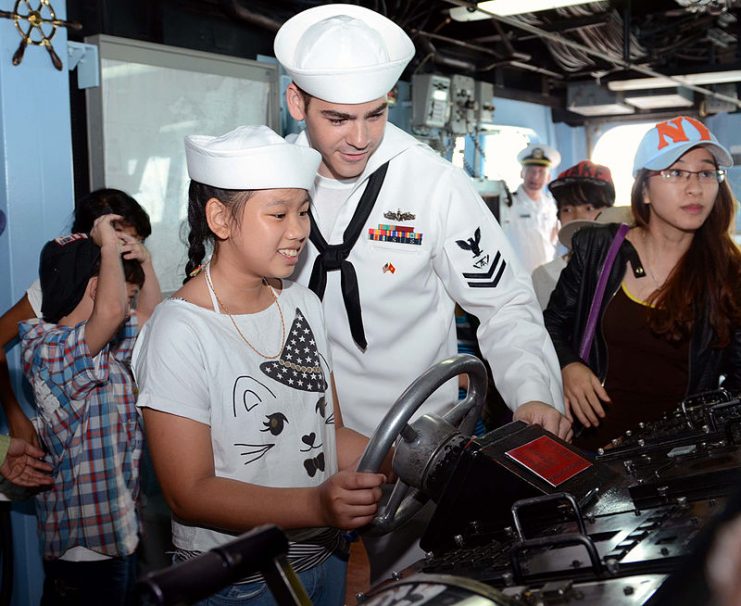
[568,102,635,116]
[567,81,635,116]
[624,87,694,110]
[450,0,594,21]
[608,70,741,91]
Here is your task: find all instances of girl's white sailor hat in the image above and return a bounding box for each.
[184,125,320,190]
[274,4,415,104]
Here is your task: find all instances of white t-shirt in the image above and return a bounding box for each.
[27,278,43,318]
[133,280,339,553]
[312,174,356,239]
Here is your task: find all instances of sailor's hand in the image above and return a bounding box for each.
[514,401,573,442]
[562,362,610,428]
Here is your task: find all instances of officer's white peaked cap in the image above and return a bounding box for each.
[517,143,561,168]
[274,4,415,104]
[185,125,321,190]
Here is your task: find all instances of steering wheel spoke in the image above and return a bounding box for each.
[443,392,480,432]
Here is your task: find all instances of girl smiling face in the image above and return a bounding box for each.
[213,188,311,284]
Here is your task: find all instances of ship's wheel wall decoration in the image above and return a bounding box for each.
[0,0,81,70]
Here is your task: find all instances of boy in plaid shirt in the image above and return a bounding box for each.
[20,214,151,605]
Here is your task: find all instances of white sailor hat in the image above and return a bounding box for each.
[558,206,633,249]
[274,4,415,104]
[517,143,561,168]
[184,125,321,190]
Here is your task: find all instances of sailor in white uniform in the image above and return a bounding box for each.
[274,3,571,583]
[501,143,561,273]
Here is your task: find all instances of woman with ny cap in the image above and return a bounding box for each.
[545,116,741,452]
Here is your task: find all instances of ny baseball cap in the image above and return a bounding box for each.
[632,115,732,177]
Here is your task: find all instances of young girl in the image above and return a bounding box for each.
[133,125,385,605]
[545,116,741,451]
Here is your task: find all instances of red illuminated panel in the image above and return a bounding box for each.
[505,436,592,487]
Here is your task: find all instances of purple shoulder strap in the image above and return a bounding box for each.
[578,223,630,361]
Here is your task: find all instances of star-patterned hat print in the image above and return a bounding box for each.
[260,307,327,392]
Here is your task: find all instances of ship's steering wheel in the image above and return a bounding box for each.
[356,354,487,535]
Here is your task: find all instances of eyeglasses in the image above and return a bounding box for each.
[648,168,726,185]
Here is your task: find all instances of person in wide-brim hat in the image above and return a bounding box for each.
[531,159,623,310]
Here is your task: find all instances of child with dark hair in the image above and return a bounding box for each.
[72,188,152,240]
[19,215,149,605]
[531,160,619,309]
[548,160,616,223]
[0,188,160,447]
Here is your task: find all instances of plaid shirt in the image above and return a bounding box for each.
[20,316,143,559]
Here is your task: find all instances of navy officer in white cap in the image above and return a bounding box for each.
[275,3,571,582]
[501,143,561,273]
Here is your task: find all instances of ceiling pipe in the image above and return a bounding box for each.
[414,30,564,78]
[472,13,608,44]
[220,0,282,32]
[622,0,631,63]
[416,36,478,72]
[409,29,531,61]
[442,0,741,109]
[413,29,525,61]
[505,60,564,79]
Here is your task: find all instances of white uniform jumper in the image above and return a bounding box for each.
[293,123,564,438]
[500,184,558,273]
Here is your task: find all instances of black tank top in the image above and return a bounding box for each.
[574,285,690,452]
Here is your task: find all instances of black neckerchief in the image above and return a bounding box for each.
[308,161,390,350]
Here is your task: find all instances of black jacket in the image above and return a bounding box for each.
[543,223,741,396]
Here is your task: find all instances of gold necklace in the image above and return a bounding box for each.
[640,231,663,290]
[204,264,285,360]
[644,262,662,290]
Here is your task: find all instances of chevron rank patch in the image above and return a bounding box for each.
[447,225,508,289]
[463,250,506,288]
[368,224,423,246]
